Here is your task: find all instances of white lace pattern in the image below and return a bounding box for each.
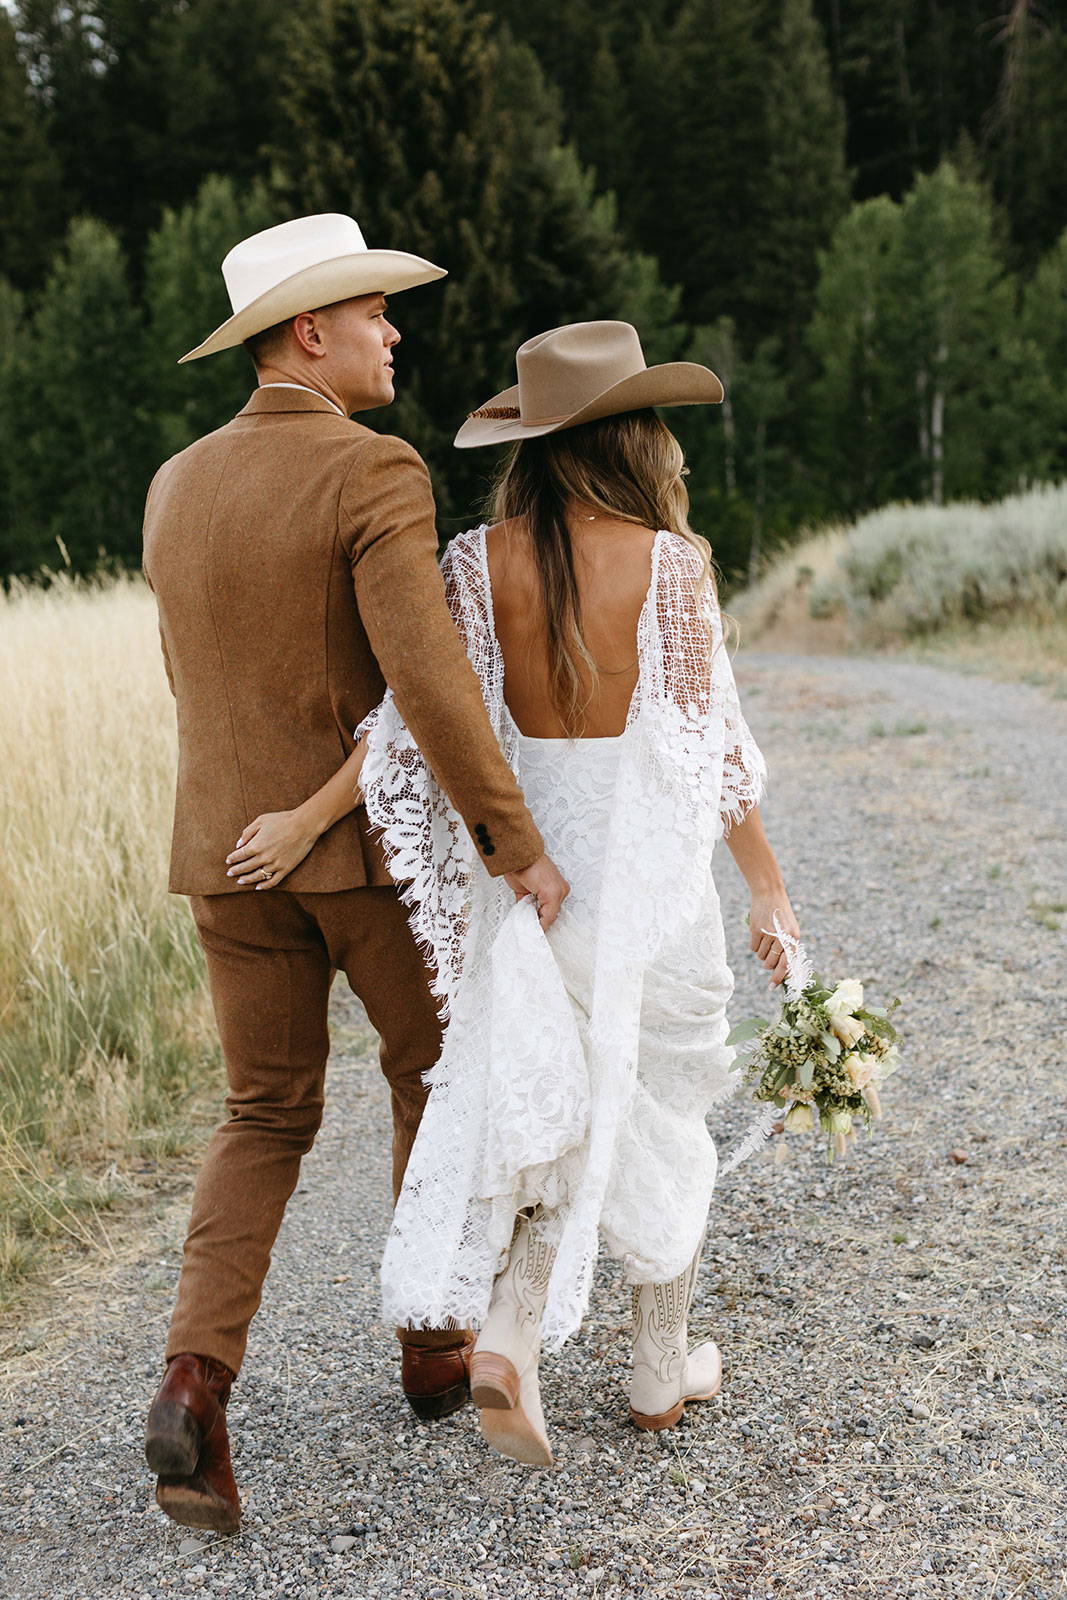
[361,526,767,1347]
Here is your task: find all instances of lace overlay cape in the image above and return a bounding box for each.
[359,526,766,1347]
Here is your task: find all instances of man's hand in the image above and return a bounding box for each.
[504,853,570,929]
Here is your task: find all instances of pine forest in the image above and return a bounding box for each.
[2,0,1066,582]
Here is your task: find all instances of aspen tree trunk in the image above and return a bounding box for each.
[931,340,947,506]
[748,416,767,585]
[861,302,875,504]
[894,15,920,164]
[721,389,737,496]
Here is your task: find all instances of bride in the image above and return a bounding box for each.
[228,321,799,1466]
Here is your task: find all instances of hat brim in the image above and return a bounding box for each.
[453,361,724,448]
[179,250,447,362]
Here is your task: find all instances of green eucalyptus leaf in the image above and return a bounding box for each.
[725,1017,768,1046]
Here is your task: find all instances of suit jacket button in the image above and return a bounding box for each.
[483,843,496,856]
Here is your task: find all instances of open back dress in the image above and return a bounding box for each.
[359,524,767,1348]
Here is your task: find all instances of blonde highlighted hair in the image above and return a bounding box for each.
[488,409,724,736]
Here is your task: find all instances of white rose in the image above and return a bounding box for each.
[825,979,864,1021]
[831,1013,868,1049]
[875,1044,901,1081]
[847,1053,878,1091]
[829,1108,853,1135]
[785,1104,814,1133]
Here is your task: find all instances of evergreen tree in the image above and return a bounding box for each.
[1020,228,1067,481]
[277,0,678,522]
[760,0,849,360]
[734,338,789,582]
[13,1,108,234]
[145,175,285,460]
[676,319,793,582]
[811,163,1044,514]
[476,0,680,182]
[14,0,288,260]
[891,162,1017,504]
[985,7,1067,271]
[0,278,34,575]
[17,219,155,572]
[815,0,1001,203]
[694,319,741,501]
[674,320,747,581]
[578,28,630,190]
[0,11,64,286]
[148,0,289,210]
[807,195,906,512]
[643,0,775,334]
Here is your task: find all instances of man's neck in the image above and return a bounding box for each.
[255,364,348,417]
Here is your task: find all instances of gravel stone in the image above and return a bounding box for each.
[1,653,1064,1600]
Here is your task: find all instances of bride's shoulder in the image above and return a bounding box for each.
[656,529,708,577]
[442,523,489,565]
[482,518,524,552]
[658,527,702,557]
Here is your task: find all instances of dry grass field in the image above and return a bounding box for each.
[0,572,216,1301]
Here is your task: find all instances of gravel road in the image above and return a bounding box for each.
[2,652,1065,1600]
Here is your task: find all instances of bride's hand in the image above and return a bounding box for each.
[225,808,324,889]
[748,890,801,987]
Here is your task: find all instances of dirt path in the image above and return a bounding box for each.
[2,653,1064,1600]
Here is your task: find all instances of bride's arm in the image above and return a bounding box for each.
[224,736,369,889]
[675,552,798,985]
[721,802,799,986]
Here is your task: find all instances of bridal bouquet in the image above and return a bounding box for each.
[725,917,901,1164]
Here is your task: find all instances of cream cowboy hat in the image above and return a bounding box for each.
[179,213,446,363]
[454,320,723,448]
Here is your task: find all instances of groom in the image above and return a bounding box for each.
[141,213,567,1533]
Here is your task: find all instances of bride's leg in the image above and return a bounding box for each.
[629,1233,721,1431]
[470,1207,555,1466]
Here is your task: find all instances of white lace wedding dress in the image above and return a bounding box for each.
[358,525,766,1348]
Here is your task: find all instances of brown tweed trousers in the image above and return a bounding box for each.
[143,387,543,1375]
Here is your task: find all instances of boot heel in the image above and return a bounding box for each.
[629,1399,686,1432]
[470,1351,520,1410]
[146,1399,202,1476]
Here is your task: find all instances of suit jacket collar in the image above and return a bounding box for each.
[238,386,350,419]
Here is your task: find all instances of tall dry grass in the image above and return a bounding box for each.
[0,571,216,1298]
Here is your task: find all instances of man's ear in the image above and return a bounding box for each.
[292,311,326,358]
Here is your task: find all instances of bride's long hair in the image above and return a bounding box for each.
[487,408,720,737]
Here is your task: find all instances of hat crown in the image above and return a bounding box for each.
[516,321,647,425]
[221,214,369,316]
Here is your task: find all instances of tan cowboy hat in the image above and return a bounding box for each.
[179,213,446,363]
[454,320,723,448]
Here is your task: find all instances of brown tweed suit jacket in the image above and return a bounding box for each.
[142,386,543,895]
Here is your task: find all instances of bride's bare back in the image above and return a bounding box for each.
[485,515,657,739]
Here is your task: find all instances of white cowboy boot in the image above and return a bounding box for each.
[629,1245,722,1430]
[470,1210,555,1466]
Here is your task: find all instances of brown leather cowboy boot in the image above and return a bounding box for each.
[145,1353,241,1534]
[400,1336,475,1421]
